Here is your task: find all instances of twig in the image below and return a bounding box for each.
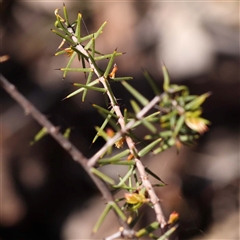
[67,31,167,228]
[0,73,135,236]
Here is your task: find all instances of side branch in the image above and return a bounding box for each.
[0,73,135,235]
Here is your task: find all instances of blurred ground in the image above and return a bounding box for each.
[0,1,239,240]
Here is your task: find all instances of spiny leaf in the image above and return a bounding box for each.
[75,12,82,42]
[60,67,93,73]
[63,3,70,27]
[55,49,68,56]
[91,37,95,57]
[130,99,141,114]
[110,202,127,221]
[84,21,107,50]
[92,104,118,118]
[93,203,112,233]
[122,81,149,106]
[110,76,133,81]
[145,167,166,185]
[173,115,185,137]
[94,52,123,61]
[91,168,115,185]
[143,69,161,95]
[82,71,93,102]
[63,79,100,100]
[61,52,77,79]
[73,83,106,92]
[115,165,135,187]
[55,14,70,36]
[162,64,170,92]
[92,108,115,143]
[185,92,211,110]
[135,221,160,238]
[110,160,135,165]
[138,138,162,157]
[133,111,160,129]
[157,225,178,240]
[97,149,130,164]
[51,29,75,45]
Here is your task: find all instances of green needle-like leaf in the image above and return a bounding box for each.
[82,71,93,102]
[51,29,75,45]
[92,104,118,118]
[124,108,128,125]
[138,138,162,157]
[91,168,115,185]
[157,225,178,240]
[145,167,166,185]
[133,111,160,130]
[85,21,107,50]
[61,51,89,79]
[143,69,161,95]
[94,52,123,61]
[162,64,170,92]
[75,12,82,42]
[159,130,173,138]
[129,213,144,228]
[55,16,70,36]
[115,165,134,187]
[63,79,100,100]
[135,221,160,238]
[122,81,149,106]
[110,202,127,221]
[185,92,211,111]
[112,160,135,165]
[61,67,93,73]
[97,149,130,164]
[91,37,95,57]
[73,83,106,92]
[110,76,133,81]
[93,203,112,233]
[173,115,185,137]
[94,126,109,142]
[55,49,68,56]
[63,3,70,27]
[141,118,157,133]
[80,34,95,42]
[130,99,141,113]
[92,108,115,143]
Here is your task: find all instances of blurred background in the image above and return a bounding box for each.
[1,1,239,239]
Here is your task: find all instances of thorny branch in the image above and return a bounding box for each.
[0,73,137,239]
[65,26,167,229]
